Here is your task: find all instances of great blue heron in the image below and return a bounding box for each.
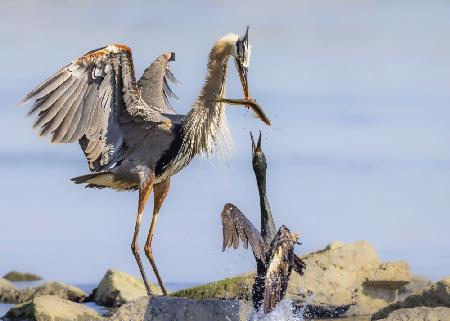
[221,133,305,313]
[21,28,270,296]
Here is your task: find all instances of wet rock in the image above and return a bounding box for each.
[20,281,86,303]
[3,271,41,282]
[372,277,450,320]
[398,275,432,301]
[3,295,105,321]
[109,296,245,321]
[293,302,350,319]
[172,241,411,317]
[0,278,21,304]
[377,307,450,321]
[94,269,162,307]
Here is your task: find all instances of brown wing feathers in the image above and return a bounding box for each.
[263,226,300,313]
[221,203,266,261]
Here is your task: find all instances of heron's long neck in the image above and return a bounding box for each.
[181,46,231,157]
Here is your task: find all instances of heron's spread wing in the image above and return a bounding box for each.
[263,225,299,314]
[138,52,182,114]
[22,44,174,171]
[221,203,266,261]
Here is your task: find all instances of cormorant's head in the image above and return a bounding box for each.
[251,131,267,176]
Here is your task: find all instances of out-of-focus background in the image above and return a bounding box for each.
[0,0,449,285]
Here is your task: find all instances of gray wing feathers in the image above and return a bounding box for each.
[138,53,180,114]
[23,45,173,171]
[221,203,266,261]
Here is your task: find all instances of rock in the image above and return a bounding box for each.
[366,262,411,289]
[110,296,247,321]
[3,295,105,321]
[0,278,21,304]
[172,241,411,317]
[19,281,86,303]
[377,307,450,321]
[372,277,450,320]
[398,275,432,300]
[171,273,255,300]
[94,269,162,307]
[3,271,41,282]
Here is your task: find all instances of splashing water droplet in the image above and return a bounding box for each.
[245,299,304,321]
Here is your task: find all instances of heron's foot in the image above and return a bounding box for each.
[144,246,168,296]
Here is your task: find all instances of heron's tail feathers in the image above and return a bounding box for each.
[71,172,136,190]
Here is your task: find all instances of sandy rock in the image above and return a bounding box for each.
[110,296,246,321]
[172,241,411,317]
[398,275,432,301]
[20,281,86,303]
[325,241,344,250]
[0,278,21,304]
[94,269,162,307]
[372,277,450,320]
[366,262,410,289]
[3,295,105,321]
[3,271,41,282]
[377,307,450,321]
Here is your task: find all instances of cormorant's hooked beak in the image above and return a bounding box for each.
[250,131,262,156]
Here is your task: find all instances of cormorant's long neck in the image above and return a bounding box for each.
[181,43,231,157]
[254,159,277,246]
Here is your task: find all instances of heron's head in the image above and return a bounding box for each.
[232,26,251,100]
[213,28,251,99]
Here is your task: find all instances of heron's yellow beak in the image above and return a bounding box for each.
[236,58,249,99]
[235,58,270,126]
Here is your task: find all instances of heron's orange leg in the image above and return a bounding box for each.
[131,177,154,295]
[144,178,170,296]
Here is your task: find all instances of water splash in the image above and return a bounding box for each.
[244,290,315,321]
[245,300,303,321]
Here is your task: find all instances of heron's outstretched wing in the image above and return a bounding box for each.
[138,52,182,115]
[263,225,299,314]
[22,44,174,171]
[221,203,266,261]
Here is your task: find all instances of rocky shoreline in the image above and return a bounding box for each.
[1,241,448,321]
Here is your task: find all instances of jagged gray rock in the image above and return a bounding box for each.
[94,269,162,307]
[377,307,450,321]
[109,296,247,321]
[3,295,105,321]
[372,277,450,320]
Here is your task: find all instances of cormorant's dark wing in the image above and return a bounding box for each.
[292,254,306,276]
[138,52,182,115]
[221,203,266,261]
[263,225,299,314]
[22,45,174,171]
